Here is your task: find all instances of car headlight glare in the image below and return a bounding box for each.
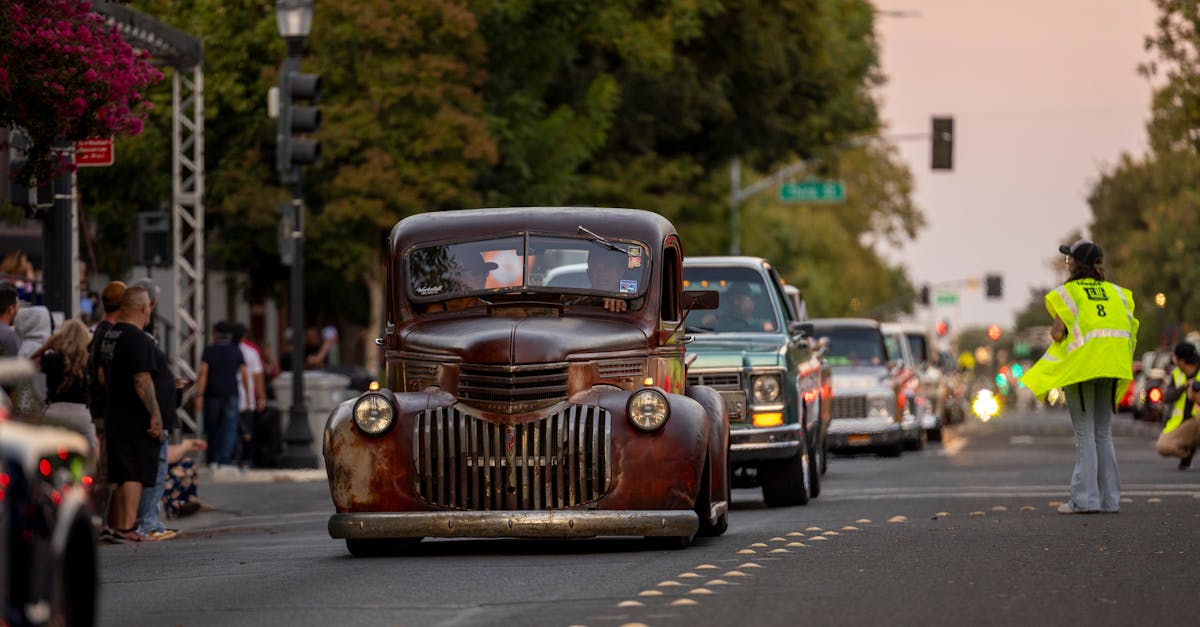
[628,388,669,432]
[353,394,395,435]
[752,374,782,404]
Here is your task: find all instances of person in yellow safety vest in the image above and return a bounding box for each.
[1022,239,1138,515]
[1153,341,1200,469]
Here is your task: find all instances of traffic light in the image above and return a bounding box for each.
[9,162,52,216]
[987,324,1002,341]
[984,273,1003,299]
[919,284,930,306]
[277,68,321,179]
[935,320,948,337]
[931,116,954,170]
[1,128,51,217]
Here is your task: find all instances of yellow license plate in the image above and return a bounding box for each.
[848,434,871,445]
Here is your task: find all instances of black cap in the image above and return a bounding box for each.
[1174,341,1199,365]
[1058,239,1103,266]
[462,254,498,273]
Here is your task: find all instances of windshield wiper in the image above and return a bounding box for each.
[577,225,625,253]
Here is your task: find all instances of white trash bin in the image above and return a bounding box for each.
[272,371,354,466]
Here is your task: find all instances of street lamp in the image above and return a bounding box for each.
[276,0,317,468]
[276,0,313,41]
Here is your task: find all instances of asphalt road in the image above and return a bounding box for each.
[97,407,1200,627]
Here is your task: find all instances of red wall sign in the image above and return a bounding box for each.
[75,138,114,167]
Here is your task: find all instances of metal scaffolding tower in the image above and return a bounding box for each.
[94,3,205,432]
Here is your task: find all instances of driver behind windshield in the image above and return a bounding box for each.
[716,282,759,332]
[459,254,497,291]
[564,248,629,312]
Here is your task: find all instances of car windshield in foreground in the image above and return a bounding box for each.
[406,234,650,306]
[819,327,887,366]
[681,267,780,333]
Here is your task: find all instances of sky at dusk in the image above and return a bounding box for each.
[874,0,1158,331]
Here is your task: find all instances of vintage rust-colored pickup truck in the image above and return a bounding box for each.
[324,207,729,555]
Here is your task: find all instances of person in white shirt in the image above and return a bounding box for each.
[232,323,266,468]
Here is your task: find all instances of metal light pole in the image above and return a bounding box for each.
[276,0,317,468]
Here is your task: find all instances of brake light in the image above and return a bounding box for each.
[1148,387,1163,403]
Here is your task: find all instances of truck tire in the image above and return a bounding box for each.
[761,442,811,507]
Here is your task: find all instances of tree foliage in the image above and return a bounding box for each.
[72,0,923,354]
[0,0,161,185]
[1085,0,1200,350]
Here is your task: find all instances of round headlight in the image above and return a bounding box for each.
[353,394,394,435]
[627,388,669,432]
[752,374,782,404]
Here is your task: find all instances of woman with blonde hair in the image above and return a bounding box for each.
[34,319,97,454]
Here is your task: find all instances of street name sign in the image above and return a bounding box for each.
[75,138,114,167]
[779,180,844,203]
[935,293,959,305]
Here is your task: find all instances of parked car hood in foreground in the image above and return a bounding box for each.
[400,315,649,363]
[686,334,788,369]
[829,365,892,393]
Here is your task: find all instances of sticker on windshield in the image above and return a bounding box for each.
[527,273,544,286]
[619,279,638,293]
[628,256,642,269]
[628,246,641,257]
[415,285,444,296]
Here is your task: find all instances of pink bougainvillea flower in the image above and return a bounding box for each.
[0,0,164,184]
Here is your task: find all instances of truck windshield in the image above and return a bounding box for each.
[820,327,887,367]
[681,267,780,333]
[906,333,929,363]
[406,234,650,306]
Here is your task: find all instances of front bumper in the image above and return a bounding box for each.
[729,423,803,463]
[329,510,699,539]
[827,417,902,449]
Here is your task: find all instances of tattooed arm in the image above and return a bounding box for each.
[135,372,164,440]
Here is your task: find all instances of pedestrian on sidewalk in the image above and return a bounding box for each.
[195,321,246,469]
[97,285,164,542]
[87,280,125,532]
[130,278,183,540]
[1022,239,1138,514]
[232,323,266,468]
[1154,341,1200,469]
[32,319,96,453]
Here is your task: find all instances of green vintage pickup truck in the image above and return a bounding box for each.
[682,257,831,507]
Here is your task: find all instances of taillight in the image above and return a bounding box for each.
[1148,387,1163,403]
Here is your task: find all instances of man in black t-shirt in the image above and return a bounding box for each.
[98,285,164,542]
[86,280,125,530]
[130,278,183,540]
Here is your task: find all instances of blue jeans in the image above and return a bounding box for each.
[1065,379,1121,511]
[204,396,240,465]
[136,430,169,534]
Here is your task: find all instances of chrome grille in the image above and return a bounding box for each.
[687,372,741,390]
[458,363,569,411]
[831,395,868,419]
[414,406,612,510]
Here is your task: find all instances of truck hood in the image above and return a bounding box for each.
[400,316,648,364]
[686,334,786,369]
[829,365,893,394]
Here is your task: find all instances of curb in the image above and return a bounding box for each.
[200,467,326,484]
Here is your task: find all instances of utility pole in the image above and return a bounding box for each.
[728,157,813,255]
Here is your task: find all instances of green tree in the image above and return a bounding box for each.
[76,0,924,366]
[1085,0,1200,349]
